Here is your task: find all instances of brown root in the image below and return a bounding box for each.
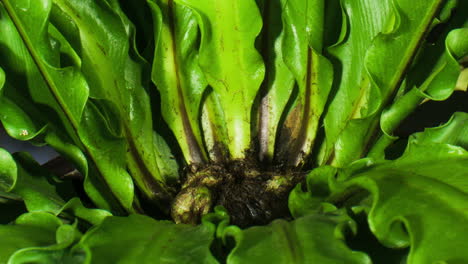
[171,161,304,228]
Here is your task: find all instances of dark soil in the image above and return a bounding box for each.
[171,160,305,228]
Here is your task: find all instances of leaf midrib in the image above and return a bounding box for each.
[54,0,172,194]
[1,0,80,129]
[2,0,130,213]
[166,0,206,164]
[328,0,445,165]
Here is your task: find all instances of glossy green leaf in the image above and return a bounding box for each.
[6,213,84,264]
[0,149,107,224]
[369,2,468,157]
[149,0,207,164]
[43,132,88,180]
[226,211,370,264]
[0,218,57,263]
[0,70,86,193]
[59,197,112,226]
[0,149,67,214]
[0,8,56,143]
[331,143,468,263]
[276,0,333,166]
[0,97,47,142]
[409,112,468,149]
[1,0,88,133]
[321,0,449,167]
[152,132,180,184]
[255,0,295,162]
[14,212,63,233]
[8,246,85,264]
[0,148,17,193]
[0,156,97,229]
[379,28,468,135]
[404,0,467,94]
[52,0,173,203]
[174,0,265,158]
[0,0,138,213]
[0,212,61,262]
[0,67,4,89]
[0,49,108,215]
[0,1,467,262]
[76,101,135,213]
[77,214,218,264]
[320,0,391,166]
[0,21,87,175]
[8,152,71,214]
[288,165,337,218]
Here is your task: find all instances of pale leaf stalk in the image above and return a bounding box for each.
[278,0,333,167]
[174,0,265,159]
[257,0,295,163]
[150,0,208,166]
[200,90,230,162]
